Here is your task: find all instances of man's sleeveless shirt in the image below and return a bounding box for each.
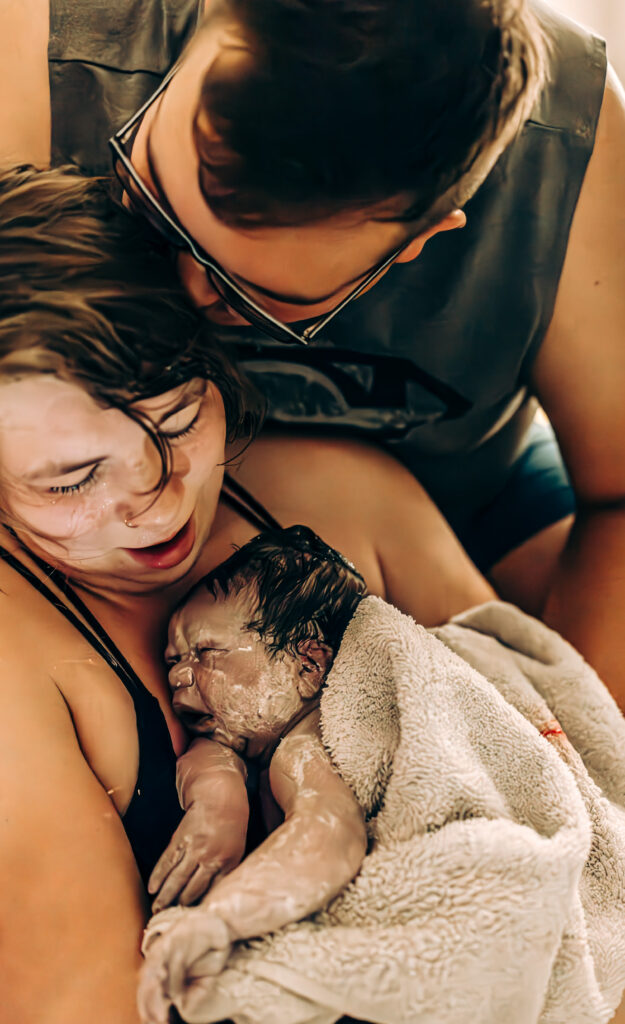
[48,0,607,520]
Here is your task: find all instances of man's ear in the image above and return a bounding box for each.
[295,639,334,700]
[394,209,467,265]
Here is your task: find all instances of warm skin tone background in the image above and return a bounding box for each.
[1,2,625,1022]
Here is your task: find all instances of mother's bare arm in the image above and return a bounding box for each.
[1,647,146,1024]
[232,435,495,627]
[362,443,496,623]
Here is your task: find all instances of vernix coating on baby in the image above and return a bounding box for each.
[139,527,369,1023]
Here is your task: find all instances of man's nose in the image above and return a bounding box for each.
[168,663,196,690]
[177,251,221,308]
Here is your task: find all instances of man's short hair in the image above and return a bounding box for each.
[194,0,547,229]
[198,525,368,656]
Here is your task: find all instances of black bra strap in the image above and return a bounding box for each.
[0,543,140,693]
[222,473,282,532]
[1,474,280,688]
[2,529,144,695]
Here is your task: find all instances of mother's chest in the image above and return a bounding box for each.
[42,601,186,812]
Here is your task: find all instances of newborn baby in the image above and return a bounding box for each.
[140,527,369,1022]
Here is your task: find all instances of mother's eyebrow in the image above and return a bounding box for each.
[25,457,103,481]
[154,392,203,424]
[28,390,204,480]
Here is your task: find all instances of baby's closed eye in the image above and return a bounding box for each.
[198,647,227,663]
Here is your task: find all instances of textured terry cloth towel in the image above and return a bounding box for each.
[144,598,625,1024]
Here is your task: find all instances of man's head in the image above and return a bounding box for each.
[122,0,546,328]
[165,526,367,756]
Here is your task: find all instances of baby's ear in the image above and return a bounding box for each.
[295,640,334,700]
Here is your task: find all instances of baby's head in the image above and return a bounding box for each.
[166,527,367,758]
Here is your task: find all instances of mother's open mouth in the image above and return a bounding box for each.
[124,516,196,569]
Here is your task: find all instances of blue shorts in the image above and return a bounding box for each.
[455,422,576,573]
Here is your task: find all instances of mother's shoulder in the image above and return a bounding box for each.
[232,431,397,484]
[229,431,417,513]
[0,540,93,670]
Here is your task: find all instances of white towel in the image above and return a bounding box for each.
[144,598,625,1024]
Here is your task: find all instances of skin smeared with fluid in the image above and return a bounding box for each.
[0,375,225,592]
[149,739,250,912]
[140,586,367,1020]
[165,589,318,758]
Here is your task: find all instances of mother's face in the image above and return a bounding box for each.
[0,374,226,592]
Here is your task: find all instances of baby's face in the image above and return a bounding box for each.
[166,587,307,758]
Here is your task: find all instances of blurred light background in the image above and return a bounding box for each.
[552,0,625,80]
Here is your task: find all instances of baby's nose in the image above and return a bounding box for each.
[168,663,196,690]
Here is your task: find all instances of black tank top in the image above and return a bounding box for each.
[0,476,280,884]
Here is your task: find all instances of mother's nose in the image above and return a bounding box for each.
[121,470,184,528]
[168,663,196,690]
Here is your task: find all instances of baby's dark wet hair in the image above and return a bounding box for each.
[198,526,368,656]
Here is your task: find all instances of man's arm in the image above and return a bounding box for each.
[148,738,249,911]
[531,64,625,712]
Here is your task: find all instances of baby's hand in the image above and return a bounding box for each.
[138,907,233,1024]
[148,801,247,912]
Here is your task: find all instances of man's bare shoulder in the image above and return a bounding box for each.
[0,0,50,167]
[531,63,625,499]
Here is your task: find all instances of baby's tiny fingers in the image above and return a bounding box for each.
[148,842,186,895]
[137,955,172,1024]
[142,907,190,957]
[166,918,218,995]
[187,943,232,981]
[180,975,224,1021]
[178,865,217,906]
[151,860,195,913]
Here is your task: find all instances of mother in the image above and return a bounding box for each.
[0,165,494,1024]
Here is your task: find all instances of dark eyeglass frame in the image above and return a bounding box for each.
[109,63,411,347]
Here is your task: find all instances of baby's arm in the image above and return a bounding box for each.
[148,738,249,912]
[203,712,367,939]
[139,714,366,1023]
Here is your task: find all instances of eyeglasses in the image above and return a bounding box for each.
[109,64,410,347]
